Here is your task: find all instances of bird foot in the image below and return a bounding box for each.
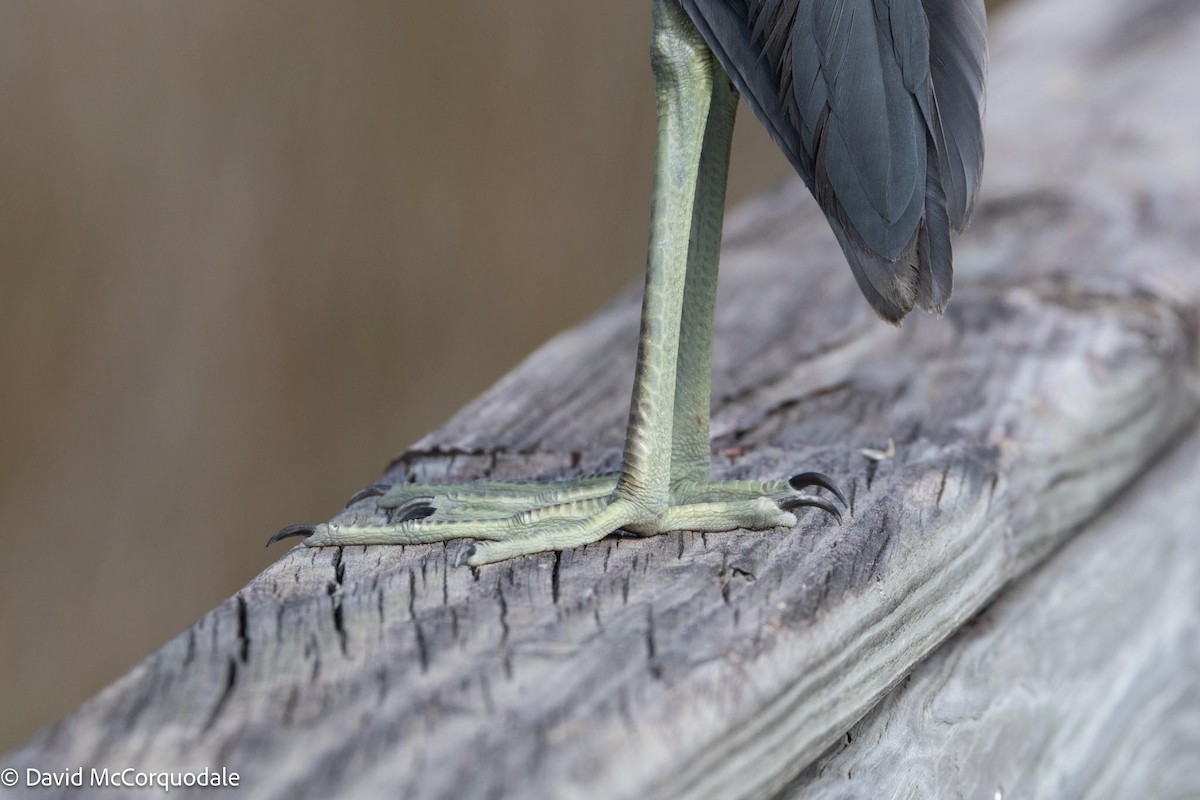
[269,472,846,567]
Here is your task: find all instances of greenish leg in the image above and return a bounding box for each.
[623,50,845,535]
[666,54,735,488]
[286,0,844,564]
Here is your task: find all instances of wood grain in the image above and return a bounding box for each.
[784,431,1200,799]
[5,0,1200,796]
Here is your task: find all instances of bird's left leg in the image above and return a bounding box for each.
[633,54,846,534]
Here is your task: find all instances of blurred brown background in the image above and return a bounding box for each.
[0,1,1005,751]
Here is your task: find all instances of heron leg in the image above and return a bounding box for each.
[651,54,845,531]
[278,1,843,565]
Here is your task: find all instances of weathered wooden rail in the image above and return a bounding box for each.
[5,0,1200,796]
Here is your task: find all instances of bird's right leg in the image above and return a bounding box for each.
[646,52,847,530]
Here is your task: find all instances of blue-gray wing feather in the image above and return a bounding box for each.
[678,0,986,322]
[923,0,987,228]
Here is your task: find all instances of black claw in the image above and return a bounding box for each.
[382,489,436,509]
[779,495,843,524]
[267,524,317,546]
[453,544,476,568]
[397,503,436,524]
[345,482,390,507]
[788,471,848,508]
[390,496,436,523]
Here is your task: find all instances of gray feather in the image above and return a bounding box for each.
[800,0,927,260]
[916,140,954,310]
[923,0,987,229]
[678,0,985,322]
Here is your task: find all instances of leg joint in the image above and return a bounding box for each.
[650,0,714,89]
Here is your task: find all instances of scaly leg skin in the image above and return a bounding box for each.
[270,1,846,566]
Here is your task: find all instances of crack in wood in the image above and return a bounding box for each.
[646,606,662,681]
[202,658,237,735]
[327,548,347,657]
[497,580,510,646]
[235,593,250,663]
[407,569,428,674]
[551,551,562,605]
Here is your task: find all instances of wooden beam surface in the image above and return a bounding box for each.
[785,429,1200,798]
